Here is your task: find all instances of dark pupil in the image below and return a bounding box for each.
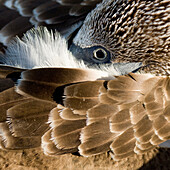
[96,50,105,59]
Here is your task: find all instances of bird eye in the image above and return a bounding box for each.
[93,48,107,60]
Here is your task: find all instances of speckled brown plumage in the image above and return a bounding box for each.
[73,0,170,75]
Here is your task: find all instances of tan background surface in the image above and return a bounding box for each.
[0,147,170,170]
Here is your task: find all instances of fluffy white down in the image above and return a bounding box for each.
[1,27,142,78]
[1,27,87,69]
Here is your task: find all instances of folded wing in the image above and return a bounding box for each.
[14,68,170,160]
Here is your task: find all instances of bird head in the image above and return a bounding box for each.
[70,0,170,75]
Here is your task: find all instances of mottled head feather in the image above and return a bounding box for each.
[73,0,170,75]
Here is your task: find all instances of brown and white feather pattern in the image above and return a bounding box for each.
[10,67,169,161]
[0,0,169,162]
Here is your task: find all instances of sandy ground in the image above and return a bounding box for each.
[0,147,170,170]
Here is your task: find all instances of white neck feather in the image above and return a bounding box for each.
[1,27,142,79]
[1,27,87,69]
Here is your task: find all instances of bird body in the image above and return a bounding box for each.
[0,0,169,165]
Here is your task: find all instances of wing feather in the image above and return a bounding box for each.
[0,122,41,150]
[0,16,32,45]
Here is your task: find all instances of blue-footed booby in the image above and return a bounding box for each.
[0,0,169,166]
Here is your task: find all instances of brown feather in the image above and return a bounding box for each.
[64,81,104,97]
[133,116,153,138]
[0,122,41,150]
[113,139,136,155]
[17,80,61,102]
[136,141,154,150]
[0,65,24,79]
[107,90,142,104]
[64,97,99,110]
[0,87,28,122]
[150,134,164,145]
[6,100,56,137]
[137,130,154,143]
[87,103,118,119]
[164,78,170,100]
[110,128,134,149]
[21,68,101,83]
[60,107,86,120]
[42,129,77,155]
[0,78,14,92]
[79,119,115,156]
[99,93,118,105]
[0,6,20,30]
[130,102,146,124]
[15,0,48,17]
[163,104,170,121]
[0,16,32,45]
